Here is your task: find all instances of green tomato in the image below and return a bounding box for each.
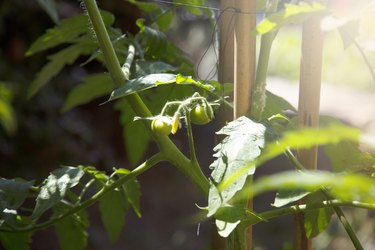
[190,103,213,125]
[151,117,172,136]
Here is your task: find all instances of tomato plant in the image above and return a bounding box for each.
[0,0,375,250]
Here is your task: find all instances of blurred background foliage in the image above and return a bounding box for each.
[0,0,374,249]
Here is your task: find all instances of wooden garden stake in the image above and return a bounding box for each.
[295,8,323,250]
[232,0,256,249]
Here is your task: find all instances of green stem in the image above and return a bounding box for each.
[243,200,375,227]
[321,189,364,250]
[83,0,209,194]
[251,0,279,121]
[185,109,199,165]
[1,153,165,233]
[285,151,364,249]
[83,0,126,87]
[122,44,135,80]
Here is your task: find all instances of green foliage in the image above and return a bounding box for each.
[273,189,309,208]
[62,73,113,112]
[99,189,128,243]
[54,208,89,250]
[32,166,84,219]
[0,178,34,211]
[256,2,327,34]
[249,171,375,203]
[0,232,31,250]
[304,190,334,239]
[0,83,17,135]
[208,117,266,217]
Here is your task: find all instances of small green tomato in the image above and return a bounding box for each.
[151,116,172,136]
[190,102,213,125]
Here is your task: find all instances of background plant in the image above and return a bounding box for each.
[0,0,374,249]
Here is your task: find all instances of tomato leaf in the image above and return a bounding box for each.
[0,178,34,211]
[0,232,31,250]
[28,41,97,98]
[32,166,84,219]
[249,171,375,203]
[123,177,142,218]
[304,190,334,239]
[256,2,326,34]
[26,11,114,56]
[54,208,89,250]
[62,73,113,112]
[208,116,266,217]
[273,189,310,208]
[99,189,129,244]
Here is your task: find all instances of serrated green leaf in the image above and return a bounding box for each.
[0,178,34,211]
[28,42,97,98]
[81,166,108,183]
[304,190,334,239]
[263,90,296,119]
[107,74,176,102]
[0,232,31,250]
[273,189,310,208]
[37,0,58,23]
[26,11,114,56]
[256,2,326,34]
[248,171,375,203]
[115,100,151,165]
[124,179,142,218]
[260,122,361,164]
[32,166,84,219]
[134,60,177,78]
[99,189,128,244]
[54,209,89,250]
[208,117,266,217]
[62,73,113,112]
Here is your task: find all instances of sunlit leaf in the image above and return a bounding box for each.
[256,2,326,34]
[99,189,128,243]
[134,60,177,78]
[304,190,334,239]
[62,73,113,112]
[107,73,176,102]
[0,83,17,135]
[208,117,266,217]
[246,171,375,203]
[273,189,309,208]
[32,166,84,219]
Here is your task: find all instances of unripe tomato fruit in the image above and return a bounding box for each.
[151,117,172,136]
[190,103,213,125]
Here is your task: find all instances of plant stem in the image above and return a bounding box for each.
[1,153,165,233]
[185,110,199,165]
[83,0,209,194]
[243,200,375,227]
[122,44,135,80]
[251,0,279,121]
[83,0,126,87]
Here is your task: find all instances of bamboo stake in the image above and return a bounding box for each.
[233,0,256,119]
[295,9,323,250]
[232,0,256,249]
